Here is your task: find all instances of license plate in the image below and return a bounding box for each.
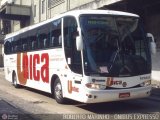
[119,92,130,98]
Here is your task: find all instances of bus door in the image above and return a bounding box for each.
[63,16,83,97]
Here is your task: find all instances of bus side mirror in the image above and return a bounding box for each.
[147,33,156,54]
[76,36,83,51]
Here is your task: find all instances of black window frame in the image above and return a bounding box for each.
[4,18,63,54]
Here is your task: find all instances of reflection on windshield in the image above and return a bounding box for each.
[80,15,151,77]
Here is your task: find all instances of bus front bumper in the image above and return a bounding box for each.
[82,86,152,103]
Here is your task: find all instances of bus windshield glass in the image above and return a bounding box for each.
[80,15,151,77]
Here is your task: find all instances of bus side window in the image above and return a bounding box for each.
[4,41,11,54]
[15,45,18,52]
[50,18,62,47]
[32,40,36,50]
[23,44,27,51]
[51,36,55,47]
[27,29,37,51]
[50,31,59,47]
[39,33,48,49]
[12,41,17,53]
[38,24,50,49]
[10,40,14,53]
[17,33,28,52]
[29,36,37,50]
[8,37,20,53]
[21,38,28,51]
[43,38,47,48]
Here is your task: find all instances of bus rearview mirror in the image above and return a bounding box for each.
[147,33,156,54]
[76,36,83,51]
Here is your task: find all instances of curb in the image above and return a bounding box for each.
[152,80,160,88]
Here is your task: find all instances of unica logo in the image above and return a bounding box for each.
[68,80,79,94]
[17,53,49,85]
[106,77,123,87]
[68,80,72,94]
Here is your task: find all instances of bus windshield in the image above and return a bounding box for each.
[80,15,151,77]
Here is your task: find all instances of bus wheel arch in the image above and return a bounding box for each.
[51,75,66,104]
[12,71,20,88]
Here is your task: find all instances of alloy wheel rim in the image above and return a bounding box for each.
[55,83,62,99]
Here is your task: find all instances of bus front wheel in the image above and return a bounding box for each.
[54,78,66,104]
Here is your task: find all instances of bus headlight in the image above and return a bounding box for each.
[140,80,151,87]
[85,83,106,90]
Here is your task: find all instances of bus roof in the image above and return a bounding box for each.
[64,9,139,17]
[4,10,139,40]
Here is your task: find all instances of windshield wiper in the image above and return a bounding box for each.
[108,49,119,71]
[94,32,105,42]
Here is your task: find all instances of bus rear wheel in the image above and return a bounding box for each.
[12,72,19,88]
[53,78,66,104]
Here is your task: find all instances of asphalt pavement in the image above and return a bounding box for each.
[0,98,36,120]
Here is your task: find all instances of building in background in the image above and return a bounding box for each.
[0,0,160,67]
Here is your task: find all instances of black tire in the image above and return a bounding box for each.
[12,72,20,88]
[53,78,66,104]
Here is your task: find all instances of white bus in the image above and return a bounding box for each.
[4,10,153,104]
